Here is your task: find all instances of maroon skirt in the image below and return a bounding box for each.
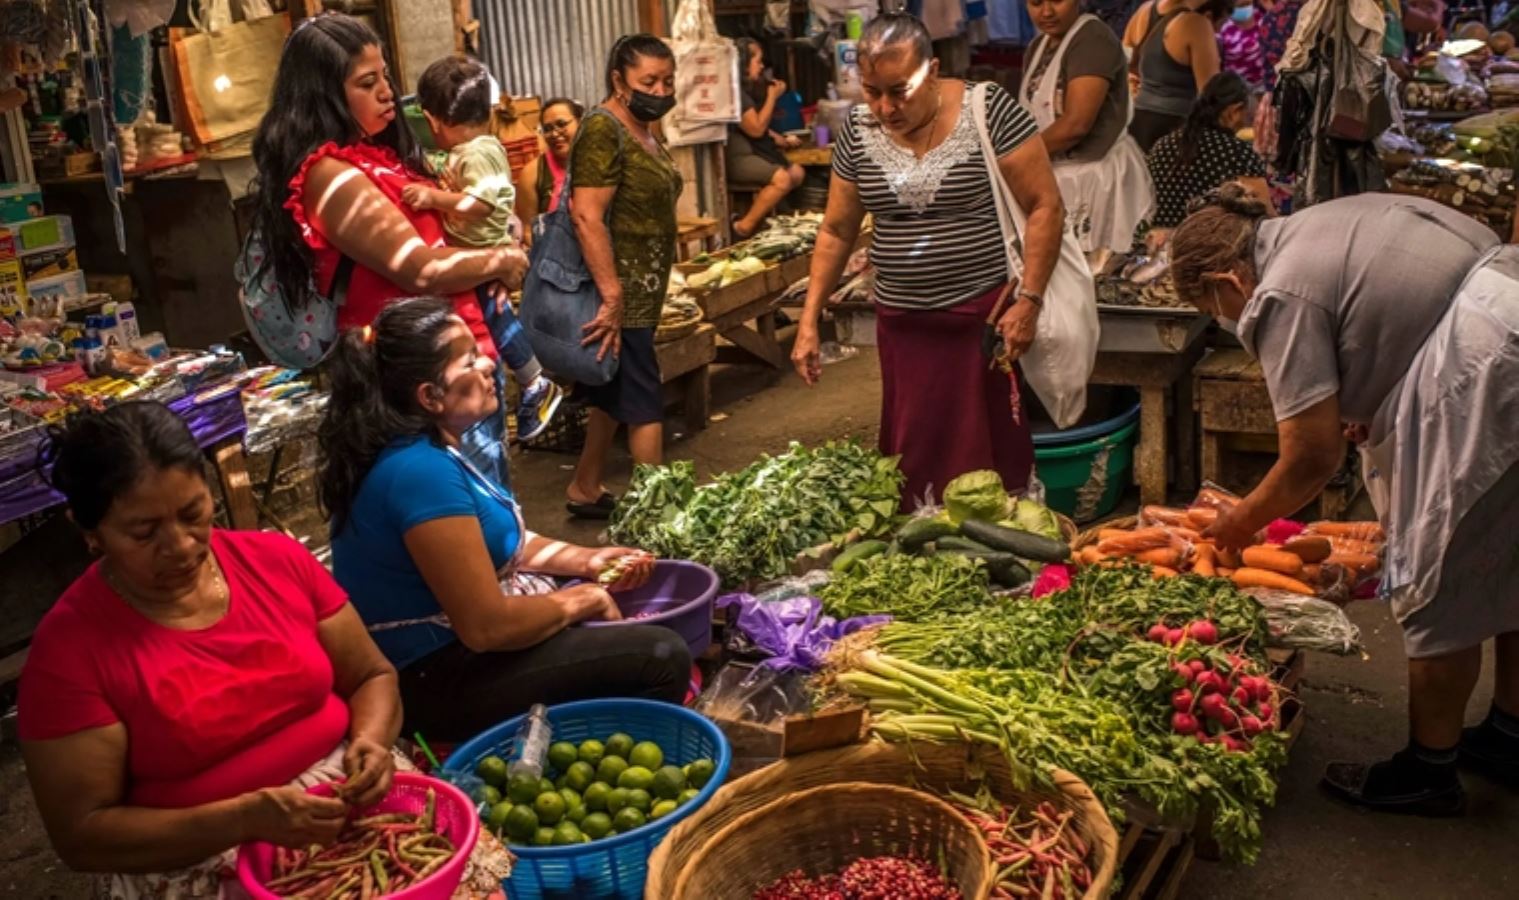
[876,287,1035,509]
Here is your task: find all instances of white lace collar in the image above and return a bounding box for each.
[856,91,978,213]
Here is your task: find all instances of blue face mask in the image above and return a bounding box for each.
[1231,6,1254,23]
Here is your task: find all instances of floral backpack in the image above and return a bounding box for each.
[235,228,353,370]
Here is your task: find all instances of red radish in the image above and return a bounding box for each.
[1240,715,1265,736]
[1221,735,1248,753]
[1218,707,1239,729]
[1148,623,1170,643]
[1231,687,1253,708]
[1196,671,1225,694]
[1172,712,1200,735]
[1172,689,1195,712]
[1189,659,1208,675]
[1187,620,1220,645]
[1166,628,1185,646]
[1195,732,1214,745]
[1258,703,1275,725]
[1200,693,1227,720]
[1252,677,1274,703]
[1173,663,1195,682]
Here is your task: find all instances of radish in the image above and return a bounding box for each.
[1227,654,1245,670]
[1218,707,1239,729]
[1200,693,1227,720]
[1172,688,1195,712]
[1221,735,1248,753]
[1172,712,1200,735]
[1166,628,1185,646]
[1252,677,1274,703]
[1258,703,1275,725]
[1147,623,1170,643]
[1173,663,1195,682]
[1231,687,1253,708]
[1196,671,1224,694]
[1240,715,1265,736]
[1189,659,1207,675]
[1187,620,1220,645]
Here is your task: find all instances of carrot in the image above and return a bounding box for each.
[1320,536,1381,555]
[1166,527,1203,543]
[1215,547,1243,569]
[1077,546,1103,567]
[1217,567,1236,578]
[1186,507,1219,530]
[1242,546,1306,577]
[1097,527,1173,555]
[1141,505,1192,527]
[1326,551,1380,575]
[1231,567,1316,595]
[1152,566,1180,579]
[1308,521,1385,542]
[1098,528,1133,542]
[1192,544,1217,577]
[1301,563,1323,584]
[1282,535,1332,563]
[1136,547,1183,568]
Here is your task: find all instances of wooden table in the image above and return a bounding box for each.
[784,146,833,167]
[676,217,722,262]
[656,324,718,431]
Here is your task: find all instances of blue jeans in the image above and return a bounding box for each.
[460,365,510,490]
[477,285,537,376]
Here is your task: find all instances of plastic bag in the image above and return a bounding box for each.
[1248,590,1363,655]
[716,587,888,672]
[693,663,813,764]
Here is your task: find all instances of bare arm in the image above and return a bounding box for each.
[998,138,1064,300]
[790,174,866,384]
[1122,1,1156,50]
[741,94,781,140]
[1181,15,1222,92]
[303,158,524,294]
[570,183,626,359]
[515,158,542,229]
[318,604,401,807]
[402,184,495,222]
[1210,396,1345,547]
[403,517,618,653]
[1038,76,1110,156]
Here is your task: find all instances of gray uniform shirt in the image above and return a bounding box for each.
[1239,195,1499,424]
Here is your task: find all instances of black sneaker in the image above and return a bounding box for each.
[1320,749,1466,817]
[1459,720,1519,788]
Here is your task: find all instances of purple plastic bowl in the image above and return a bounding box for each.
[581,559,718,658]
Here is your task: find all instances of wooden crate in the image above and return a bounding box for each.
[1115,803,1198,900]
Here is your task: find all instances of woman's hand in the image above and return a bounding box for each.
[997,295,1040,362]
[587,547,656,591]
[791,325,823,385]
[244,786,349,848]
[1204,506,1259,551]
[580,295,624,361]
[560,582,624,623]
[339,737,396,809]
[493,247,529,291]
[767,79,788,101]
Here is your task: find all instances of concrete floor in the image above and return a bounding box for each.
[2,348,1515,897]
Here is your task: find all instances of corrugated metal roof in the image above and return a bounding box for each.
[477,0,644,107]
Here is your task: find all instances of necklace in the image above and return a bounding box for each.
[904,86,945,159]
[105,554,229,624]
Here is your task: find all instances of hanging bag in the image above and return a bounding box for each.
[971,82,1098,429]
[168,0,286,147]
[517,109,622,386]
[235,232,353,370]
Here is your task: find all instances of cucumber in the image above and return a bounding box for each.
[831,539,889,574]
[896,517,959,551]
[961,519,1070,563]
[935,535,998,554]
[936,550,1032,588]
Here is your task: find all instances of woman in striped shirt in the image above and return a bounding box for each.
[790,13,1065,507]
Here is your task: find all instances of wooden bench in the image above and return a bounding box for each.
[656,324,717,432]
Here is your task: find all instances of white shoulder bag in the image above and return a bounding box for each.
[971,81,1098,429]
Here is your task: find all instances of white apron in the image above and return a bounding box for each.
[1022,15,1155,256]
[1363,246,1519,652]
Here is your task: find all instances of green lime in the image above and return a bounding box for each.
[566,803,587,824]
[686,758,717,789]
[617,766,654,792]
[578,739,606,767]
[581,811,614,840]
[474,784,503,807]
[559,787,582,810]
[629,741,664,771]
[612,806,647,833]
[547,741,579,773]
[554,774,568,790]
[564,760,596,793]
[626,788,652,813]
[538,777,557,797]
[504,803,539,841]
[551,821,584,845]
[476,756,509,789]
[650,799,679,820]
[651,765,687,800]
[604,787,630,815]
[604,732,636,760]
[583,781,612,811]
[677,788,700,804]
[506,773,541,805]
[486,800,514,834]
[531,827,557,847]
[533,790,567,825]
[596,755,629,786]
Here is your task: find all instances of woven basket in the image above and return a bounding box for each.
[647,740,1119,900]
[1072,514,1139,553]
[672,782,992,900]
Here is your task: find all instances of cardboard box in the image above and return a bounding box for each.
[20,246,78,281]
[0,259,25,316]
[0,183,43,224]
[25,269,86,307]
[0,216,75,260]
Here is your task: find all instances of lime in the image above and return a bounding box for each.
[474,784,503,808]
[504,804,539,841]
[559,787,582,810]
[476,756,509,789]
[578,739,606,767]
[629,741,664,771]
[531,827,557,847]
[551,821,585,845]
[581,811,614,840]
[566,803,587,825]
[583,781,612,811]
[538,777,557,797]
[596,755,629,786]
[507,773,541,805]
[547,741,579,772]
[554,774,568,790]
[677,788,700,804]
[564,760,596,793]
[486,800,514,834]
[650,799,679,820]
[612,806,647,833]
[604,787,630,815]
[604,732,636,760]
[686,758,717,789]
[533,791,567,826]
[651,765,687,800]
[626,788,652,813]
[617,766,654,792]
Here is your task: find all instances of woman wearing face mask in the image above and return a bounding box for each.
[728,38,807,239]
[791,13,1065,508]
[1147,72,1270,243]
[1172,185,1519,817]
[1218,0,1266,91]
[565,34,683,520]
[514,97,585,230]
[1122,0,1233,152]
[1021,0,1154,270]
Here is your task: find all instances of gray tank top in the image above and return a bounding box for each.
[1135,8,1197,117]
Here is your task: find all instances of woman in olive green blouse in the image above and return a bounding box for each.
[566,34,683,519]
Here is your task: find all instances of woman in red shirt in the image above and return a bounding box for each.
[17,403,506,898]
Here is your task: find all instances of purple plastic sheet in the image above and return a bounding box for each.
[716,592,889,672]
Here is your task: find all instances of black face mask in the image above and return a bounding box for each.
[626,89,676,122]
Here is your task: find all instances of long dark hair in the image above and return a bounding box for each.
[42,402,206,530]
[604,33,675,98]
[248,14,426,311]
[1178,72,1249,168]
[317,297,459,531]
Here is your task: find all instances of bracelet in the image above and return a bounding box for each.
[1016,289,1044,308]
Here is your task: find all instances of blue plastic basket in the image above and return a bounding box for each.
[442,699,732,900]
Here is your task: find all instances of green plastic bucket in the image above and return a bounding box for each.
[1034,404,1140,523]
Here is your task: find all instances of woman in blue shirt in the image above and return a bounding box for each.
[319,298,691,740]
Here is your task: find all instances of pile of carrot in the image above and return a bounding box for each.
[1073,505,1385,597]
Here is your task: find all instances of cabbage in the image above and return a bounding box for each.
[943,470,1011,524]
[1010,498,1061,541]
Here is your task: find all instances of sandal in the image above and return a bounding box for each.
[566,491,617,520]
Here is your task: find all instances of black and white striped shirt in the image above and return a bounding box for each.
[833,83,1039,310]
